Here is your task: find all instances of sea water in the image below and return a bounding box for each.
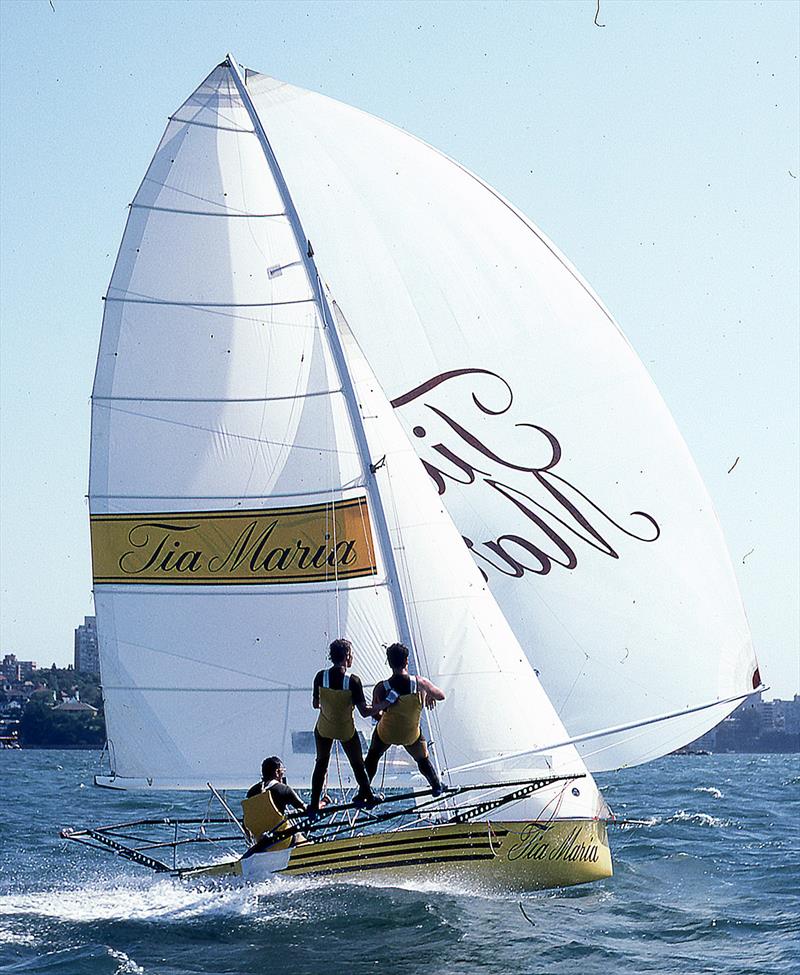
[0,751,797,975]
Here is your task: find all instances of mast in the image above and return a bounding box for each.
[225,54,442,775]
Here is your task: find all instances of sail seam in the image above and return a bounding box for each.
[89,487,368,499]
[103,297,315,308]
[130,203,286,218]
[91,403,359,452]
[168,115,255,134]
[93,580,390,595]
[93,570,375,586]
[92,390,343,403]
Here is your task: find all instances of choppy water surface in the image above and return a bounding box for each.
[0,751,797,974]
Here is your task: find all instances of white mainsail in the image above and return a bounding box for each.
[238,70,759,770]
[90,62,381,788]
[89,60,600,819]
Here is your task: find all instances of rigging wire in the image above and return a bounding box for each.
[379,455,449,786]
[93,401,352,453]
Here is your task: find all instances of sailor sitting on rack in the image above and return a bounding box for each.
[308,638,379,816]
[242,756,309,854]
[365,643,446,796]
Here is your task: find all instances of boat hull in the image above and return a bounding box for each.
[276,819,611,891]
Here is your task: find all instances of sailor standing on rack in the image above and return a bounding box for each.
[308,638,378,815]
[365,642,446,795]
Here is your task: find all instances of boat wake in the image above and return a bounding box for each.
[0,873,314,926]
[0,863,593,936]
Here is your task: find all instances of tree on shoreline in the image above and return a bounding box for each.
[20,698,105,749]
[9,667,106,749]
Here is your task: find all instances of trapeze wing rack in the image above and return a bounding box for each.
[60,817,249,875]
[284,773,584,823]
[260,774,585,849]
[449,778,564,824]
[61,826,174,873]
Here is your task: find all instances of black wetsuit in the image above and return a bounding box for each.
[312,668,367,708]
[310,667,373,808]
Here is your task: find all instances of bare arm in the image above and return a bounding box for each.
[418,677,446,709]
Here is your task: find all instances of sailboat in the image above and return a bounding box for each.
[62,55,760,891]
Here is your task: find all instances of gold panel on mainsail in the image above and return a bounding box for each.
[90,497,377,585]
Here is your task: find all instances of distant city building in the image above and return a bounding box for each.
[690,692,800,753]
[74,617,100,675]
[1,654,37,682]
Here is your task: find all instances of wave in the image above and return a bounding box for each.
[693,786,723,799]
[0,924,36,945]
[0,943,146,975]
[107,948,145,975]
[666,810,733,828]
[616,809,734,830]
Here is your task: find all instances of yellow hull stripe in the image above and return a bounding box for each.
[279,820,613,891]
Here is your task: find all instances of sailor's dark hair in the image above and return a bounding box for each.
[386,643,409,669]
[261,756,283,780]
[329,638,352,664]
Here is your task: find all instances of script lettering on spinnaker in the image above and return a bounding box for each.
[90,497,377,585]
[392,368,660,582]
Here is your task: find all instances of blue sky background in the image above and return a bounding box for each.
[1,0,798,697]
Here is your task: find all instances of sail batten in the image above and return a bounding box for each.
[103,298,315,307]
[90,491,369,501]
[129,204,285,217]
[93,391,344,402]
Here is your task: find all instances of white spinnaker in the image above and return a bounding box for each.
[242,71,758,770]
[338,305,601,821]
[90,61,600,819]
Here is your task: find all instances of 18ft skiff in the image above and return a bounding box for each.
[65,55,759,891]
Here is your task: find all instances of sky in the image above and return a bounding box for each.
[0,0,797,698]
